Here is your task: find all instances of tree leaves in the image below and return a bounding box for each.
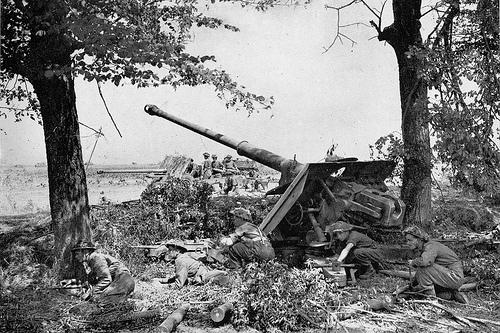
[425,0,500,194]
[1,0,273,121]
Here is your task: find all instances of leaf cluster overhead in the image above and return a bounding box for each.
[0,0,273,120]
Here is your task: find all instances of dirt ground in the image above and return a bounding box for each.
[1,164,500,333]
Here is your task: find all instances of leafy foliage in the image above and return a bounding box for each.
[0,0,273,121]
[463,252,500,291]
[421,0,500,195]
[229,261,350,331]
[369,132,404,186]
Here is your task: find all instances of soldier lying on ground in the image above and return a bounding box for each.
[60,240,135,306]
[160,241,229,288]
[403,226,468,303]
[220,207,275,268]
[325,221,386,280]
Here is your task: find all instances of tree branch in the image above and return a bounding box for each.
[96,81,122,138]
[359,0,381,21]
[325,0,389,49]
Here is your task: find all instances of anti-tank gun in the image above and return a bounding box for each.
[144,105,405,250]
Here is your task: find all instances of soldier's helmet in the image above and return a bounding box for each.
[71,239,96,252]
[165,240,187,252]
[212,154,217,158]
[402,226,430,241]
[325,220,354,233]
[203,152,210,157]
[225,155,232,160]
[230,207,252,222]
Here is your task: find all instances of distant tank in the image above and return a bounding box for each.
[96,155,196,182]
[144,105,405,248]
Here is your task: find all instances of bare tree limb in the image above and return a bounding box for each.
[324,0,386,50]
[359,0,381,21]
[96,80,122,138]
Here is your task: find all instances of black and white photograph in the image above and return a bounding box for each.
[1,1,499,332]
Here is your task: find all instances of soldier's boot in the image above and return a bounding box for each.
[358,264,376,280]
[159,276,177,284]
[451,290,469,304]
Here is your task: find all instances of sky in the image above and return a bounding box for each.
[0,1,408,167]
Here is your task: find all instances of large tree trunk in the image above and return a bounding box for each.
[23,0,93,277]
[378,0,432,226]
[31,74,93,277]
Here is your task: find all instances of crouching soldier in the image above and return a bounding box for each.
[326,221,385,280]
[220,207,275,268]
[61,240,135,306]
[403,226,468,303]
[161,241,228,288]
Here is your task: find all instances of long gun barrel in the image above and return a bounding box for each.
[144,105,304,185]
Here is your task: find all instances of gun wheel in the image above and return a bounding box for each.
[284,203,304,226]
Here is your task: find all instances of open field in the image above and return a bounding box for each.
[0,163,280,216]
[0,164,159,215]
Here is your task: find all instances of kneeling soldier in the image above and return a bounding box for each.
[61,240,135,305]
[326,221,385,280]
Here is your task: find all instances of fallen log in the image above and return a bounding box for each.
[158,303,190,333]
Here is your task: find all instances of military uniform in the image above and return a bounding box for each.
[86,252,135,305]
[222,157,238,174]
[70,241,135,305]
[411,240,464,294]
[340,231,385,270]
[326,221,385,279]
[173,252,227,288]
[211,155,224,177]
[202,152,212,179]
[403,226,467,303]
[226,221,275,268]
[222,155,239,194]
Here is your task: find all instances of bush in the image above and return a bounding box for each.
[229,261,350,332]
[90,177,276,278]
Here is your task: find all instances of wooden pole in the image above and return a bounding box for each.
[159,303,190,333]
